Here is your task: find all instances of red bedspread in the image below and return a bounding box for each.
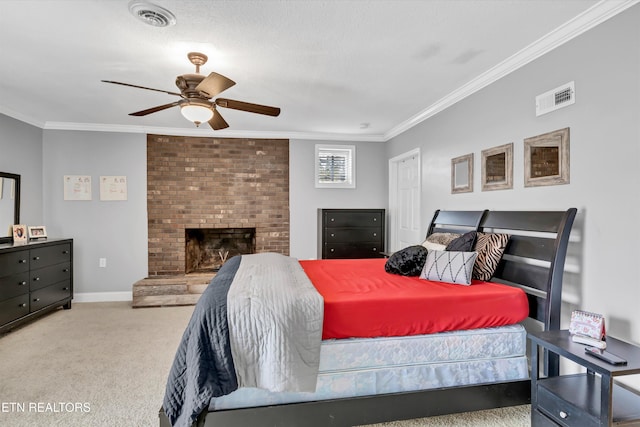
[299,258,529,340]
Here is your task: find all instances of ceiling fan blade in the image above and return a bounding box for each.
[101,80,183,97]
[194,72,236,98]
[215,98,281,117]
[129,101,181,116]
[208,109,229,130]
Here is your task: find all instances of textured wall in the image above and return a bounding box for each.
[147,134,289,275]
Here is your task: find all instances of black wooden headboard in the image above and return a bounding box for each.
[427,208,577,331]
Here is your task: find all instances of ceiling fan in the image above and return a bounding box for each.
[102,52,280,130]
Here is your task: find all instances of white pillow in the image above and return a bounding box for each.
[420,250,478,285]
[421,241,447,251]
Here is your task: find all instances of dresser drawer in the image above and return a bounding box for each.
[325,243,384,259]
[537,383,596,427]
[30,282,72,312]
[30,262,72,291]
[0,271,29,301]
[0,294,29,325]
[0,250,30,277]
[324,228,383,243]
[30,243,72,269]
[325,211,383,228]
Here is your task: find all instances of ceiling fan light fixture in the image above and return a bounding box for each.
[128,1,176,27]
[180,103,213,127]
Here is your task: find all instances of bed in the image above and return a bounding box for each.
[160,208,576,427]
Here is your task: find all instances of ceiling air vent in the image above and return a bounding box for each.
[535,81,575,116]
[129,1,176,27]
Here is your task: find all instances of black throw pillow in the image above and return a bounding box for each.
[445,231,477,252]
[384,245,429,276]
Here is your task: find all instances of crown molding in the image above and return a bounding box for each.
[42,121,387,142]
[0,106,45,128]
[384,0,640,141]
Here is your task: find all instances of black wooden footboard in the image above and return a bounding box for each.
[160,379,530,427]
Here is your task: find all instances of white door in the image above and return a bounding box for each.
[389,149,421,252]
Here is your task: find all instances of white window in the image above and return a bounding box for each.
[315,144,356,188]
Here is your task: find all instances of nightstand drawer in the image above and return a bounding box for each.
[30,243,72,269]
[532,409,561,426]
[538,384,596,427]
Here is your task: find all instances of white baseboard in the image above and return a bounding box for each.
[74,291,132,303]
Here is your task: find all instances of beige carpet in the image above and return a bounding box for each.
[0,302,530,426]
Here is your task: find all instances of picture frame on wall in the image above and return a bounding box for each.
[451,153,473,194]
[481,143,513,191]
[28,226,47,240]
[524,127,570,187]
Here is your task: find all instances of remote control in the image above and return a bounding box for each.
[585,346,627,365]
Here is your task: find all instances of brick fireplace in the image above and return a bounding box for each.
[146,134,290,276]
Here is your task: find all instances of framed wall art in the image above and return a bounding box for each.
[524,127,570,187]
[481,143,513,191]
[451,153,473,194]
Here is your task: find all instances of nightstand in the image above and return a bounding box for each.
[528,330,640,426]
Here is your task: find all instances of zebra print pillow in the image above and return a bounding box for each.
[472,232,510,281]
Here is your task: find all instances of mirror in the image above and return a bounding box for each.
[0,172,21,244]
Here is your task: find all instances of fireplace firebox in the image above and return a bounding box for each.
[185,228,256,274]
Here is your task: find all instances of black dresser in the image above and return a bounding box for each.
[0,238,73,333]
[318,209,385,259]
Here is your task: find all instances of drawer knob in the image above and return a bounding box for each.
[373,218,377,221]
[559,411,568,419]
[33,298,40,302]
[373,233,377,237]
[63,268,69,272]
[33,277,40,281]
[330,233,335,237]
[330,249,335,252]
[19,281,27,286]
[63,287,69,291]
[33,256,40,260]
[63,250,69,254]
[373,248,377,251]
[19,259,27,264]
[19,303,27,308]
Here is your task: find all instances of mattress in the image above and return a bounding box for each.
[300,258,530,339]
[208,324,528,410]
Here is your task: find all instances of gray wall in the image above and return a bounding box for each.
[289,139,388,260]
[386,6,640,347]
[41,130,148,299]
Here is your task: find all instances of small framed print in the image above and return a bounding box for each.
[451,153,473,194]
[481,143,513,191]
[28,226,47,240]
[524,127,570,187]
[12,224,27,243]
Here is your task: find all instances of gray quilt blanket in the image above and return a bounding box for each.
[162,253,324,427]
[162,255,241,427]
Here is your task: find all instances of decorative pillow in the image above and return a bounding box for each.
[420,250,478,285]
[421,240,447,252]
[445,231,477,252]
[385,245,429,276]
[472,232,510,281]
[425,232,461,246]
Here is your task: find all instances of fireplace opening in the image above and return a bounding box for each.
[185,228,256,274]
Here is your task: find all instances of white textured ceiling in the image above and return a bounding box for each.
[0,0,632,141]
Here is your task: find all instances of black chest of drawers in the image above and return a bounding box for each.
[0,238,73,333]
[318,209,385,259]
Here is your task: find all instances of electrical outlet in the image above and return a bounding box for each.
[99,258,107,268]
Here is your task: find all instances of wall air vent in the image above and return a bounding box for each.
[535,81,575,116]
